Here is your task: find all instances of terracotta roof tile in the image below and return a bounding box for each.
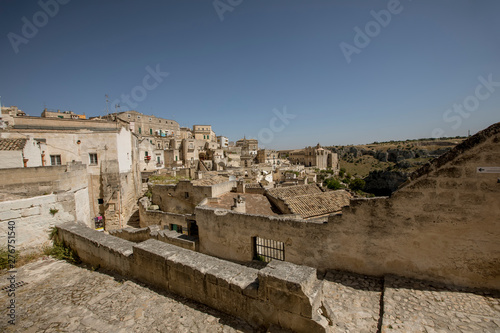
[266,184,323,200]
[283,190,351,219]
[0,138,27,151]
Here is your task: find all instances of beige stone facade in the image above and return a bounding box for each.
[256,149,278,164]
[0,116,142,230]
[289,144,339,170]
[41,108,86,119]
[192,125,216,142]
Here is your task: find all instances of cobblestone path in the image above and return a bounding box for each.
[0,258,255,333]
[1,258,499,332]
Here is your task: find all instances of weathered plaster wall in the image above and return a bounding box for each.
[0,163,88,199]
[0,189,90,251]
[138,197,189,230]
[152,180,235,214]
[0,150,23,169]
[196,125,500,290]
[56,223,328,332]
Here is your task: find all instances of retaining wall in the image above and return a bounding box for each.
[56,222,329,332]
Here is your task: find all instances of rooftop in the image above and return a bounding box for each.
[266,183,323,200]
[191,175,230,186]
[283,190,351,219]
[205,192,279,216]
[0,138,27,151]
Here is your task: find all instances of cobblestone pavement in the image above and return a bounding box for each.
[322,271,382,333]
[1,258,499,332]
[382,275,500,333]
[0,258,255,333]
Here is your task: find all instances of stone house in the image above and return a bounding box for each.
[0,137,45,168]
[288,144,339,170]
[0,115,142,230]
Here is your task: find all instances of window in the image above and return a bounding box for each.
[149,118,152,121]
[254,237,284,262]
[184,192,189,198]
[137,116,141,119]
[159,120,161,123]
[157,156,161,163]
[89,153,98,165]
[127,114,131,118]
[97,198,104,205]
[145,151,149,157]
[150,128,153,135]
[139,127,142,134]
[50,155,61,166]
[207,135,209,140]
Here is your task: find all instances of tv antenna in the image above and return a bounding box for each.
[105,94,110,117]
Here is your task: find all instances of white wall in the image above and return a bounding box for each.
[0,151,23,169]
[117,127,133,173]
[23,138,43,167]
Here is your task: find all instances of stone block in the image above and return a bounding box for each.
[0,210,22,221]
[21,206,41,217]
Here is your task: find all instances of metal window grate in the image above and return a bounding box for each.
[254,237,284,262]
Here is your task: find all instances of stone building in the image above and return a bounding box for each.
[217,135,229,148]
[41,108,86,119]
[0,115,142,230]
[236,137,258,155]
[106,110,180,138]
[1,105,26,128]
[289,144,339,170]
[192,125,216,142]
[0,137,45,168]
[256,149,278,164]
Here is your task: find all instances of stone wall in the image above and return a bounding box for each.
[138,197,191,231]
[152,180,235,214]
[0,163,88,199]
[56,223,329,332]
[195,123,500,290]
[109,225,198,251]
[0,189,90,251]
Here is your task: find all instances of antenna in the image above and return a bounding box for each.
[115,104,120,113]
[105,94,110,117]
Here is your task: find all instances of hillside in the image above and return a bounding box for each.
[326,137,466,178]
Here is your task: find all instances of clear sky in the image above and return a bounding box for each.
[1,0,499,149]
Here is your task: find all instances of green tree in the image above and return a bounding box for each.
[350,178,366,191]
[324,178,345,190]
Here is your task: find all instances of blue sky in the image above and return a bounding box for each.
[1,0,499,149]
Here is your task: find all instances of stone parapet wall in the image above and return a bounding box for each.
[0,189,89,251]
[109,225,198,251]
[0,162,88,199]
[138,197,191,231]
[56,223,329,332]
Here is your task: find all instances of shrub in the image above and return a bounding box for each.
[350,178,366,191]
[324,178,345,190]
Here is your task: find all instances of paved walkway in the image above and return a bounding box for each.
[1,258,499,332]
[0,258,254,333]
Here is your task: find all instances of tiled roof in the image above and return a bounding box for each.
[192,175,230,186]
[245,183,263,189]
[284,190,351,219]
[266,184,323,200]
[0,138,27,151]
